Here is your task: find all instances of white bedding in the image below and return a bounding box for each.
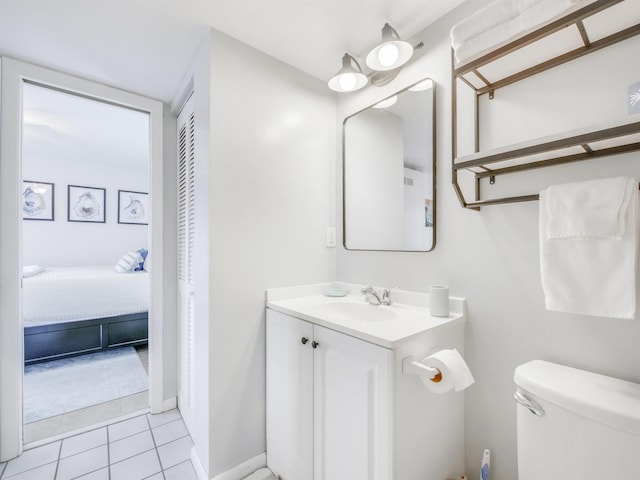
[23,266,149,327]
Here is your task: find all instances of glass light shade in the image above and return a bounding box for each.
[372,95,397,109]
[328,53,368,92]
[366,23,413,71]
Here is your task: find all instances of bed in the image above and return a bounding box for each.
[23,266,149,364]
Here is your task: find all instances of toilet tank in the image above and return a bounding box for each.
[513,360,640,480]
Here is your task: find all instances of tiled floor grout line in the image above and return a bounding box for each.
[53,440,62,480]
[106,425,112,480]
[145,414,166,480]
[1,410,198,480]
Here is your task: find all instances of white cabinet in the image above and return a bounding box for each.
[266,309,393,480]
[266,309,314,480]
[313,324,393,480]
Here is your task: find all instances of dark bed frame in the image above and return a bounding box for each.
[24,312,148,365]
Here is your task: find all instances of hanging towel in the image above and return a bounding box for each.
[539,177,638,319]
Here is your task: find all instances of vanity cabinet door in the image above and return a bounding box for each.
[266,310,314,480]
[313,325,393,480]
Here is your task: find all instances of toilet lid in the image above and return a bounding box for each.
[514,360,640,436]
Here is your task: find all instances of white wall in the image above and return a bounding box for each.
[180,29,336,478]
[345,111,404,249]
[22,155,148,266]
[336,2,640,479]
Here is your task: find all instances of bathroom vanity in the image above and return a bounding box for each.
[265,283,468,480]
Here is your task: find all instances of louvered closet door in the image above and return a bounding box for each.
[177,94,196,433]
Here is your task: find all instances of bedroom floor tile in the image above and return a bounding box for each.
[151,418,188,446]
[109,430,155,464]
[2,410,199,480]
[23,415,64,445]
[164,459,198,480]
[121,391,149,414]
[60,427,107,459]
[2,441,60,478]
[60,399,123,431]
[108,415,149,442]
[156,435,193,470]
[146,408,182,429]
[56,445,108,480]
[2,461,57,480]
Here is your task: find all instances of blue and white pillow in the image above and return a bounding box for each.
[114,251,144,273]
[135,248,148,271]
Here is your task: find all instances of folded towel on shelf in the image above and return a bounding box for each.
[23,265,45,278]
[451,0,592,64]
[539,177,638,319]
[451,0,546,49]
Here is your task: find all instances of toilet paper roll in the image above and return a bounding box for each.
[420,348,475,393]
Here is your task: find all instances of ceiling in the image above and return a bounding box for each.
[0,0,466,102]
[22,82,149,169]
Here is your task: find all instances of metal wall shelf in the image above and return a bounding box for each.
[451,0,640,209]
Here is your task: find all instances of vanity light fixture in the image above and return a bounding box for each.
[366,23,414,71]
[328,23,422,93]
[328,53,369,93]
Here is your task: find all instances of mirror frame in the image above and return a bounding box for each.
[342,77,436,252]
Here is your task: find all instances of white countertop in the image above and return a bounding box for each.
[266,283,466,349]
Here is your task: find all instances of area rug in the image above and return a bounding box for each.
[24,346,148,423]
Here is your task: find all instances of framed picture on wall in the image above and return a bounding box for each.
[118,190,149,225]
[22,180,55,221]
[425,199,433,227]
[628,81,640,114]
[67,185,106,223]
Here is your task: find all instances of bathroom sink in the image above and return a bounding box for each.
[266,285,466,348]
[309,301,398,322]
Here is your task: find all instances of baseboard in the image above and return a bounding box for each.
[211,453,267,480]
[162,396,177,411]
[191,446,208,480]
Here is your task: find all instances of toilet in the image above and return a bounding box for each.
[514,360,640,479]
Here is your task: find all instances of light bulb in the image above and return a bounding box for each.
[339,73,357,91]
[378,44,399,67]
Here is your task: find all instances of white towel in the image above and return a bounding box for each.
[546,176,631,238]
[23,265,45,278]
[451,0,592,64]
[539,177,638,319]
[451,0,546,49]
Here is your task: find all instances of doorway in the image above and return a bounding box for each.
[0,58,166,460]
[21,82,151,443]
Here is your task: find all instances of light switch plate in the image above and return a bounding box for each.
[326,227,336,247]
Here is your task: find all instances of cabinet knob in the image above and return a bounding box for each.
[301,337,309,345]
[312,341,319,349]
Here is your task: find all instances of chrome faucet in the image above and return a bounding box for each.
[361,285,392,306]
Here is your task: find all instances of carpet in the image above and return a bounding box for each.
[24,346,148,423]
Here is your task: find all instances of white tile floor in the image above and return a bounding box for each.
[0,409,197,480]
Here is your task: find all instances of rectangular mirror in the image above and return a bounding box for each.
[343,78,436,251]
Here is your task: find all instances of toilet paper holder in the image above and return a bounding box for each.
[402,356,442,381]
